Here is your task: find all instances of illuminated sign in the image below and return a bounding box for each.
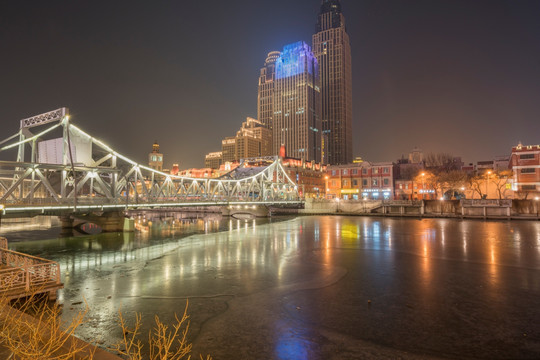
[341,189,359,194]
[419,190,436,194]
[362,188,392,193]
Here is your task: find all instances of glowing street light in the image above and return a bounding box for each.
[421,172,426,200]
[485,170,492,199]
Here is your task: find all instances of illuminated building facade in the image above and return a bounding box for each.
[273,41,322,163]
[326,161,395,200]
[257,51,280,130]
[510,143,540,198]
[148,142,163,171]
[205,152,223,170]
[312,0,353,165]
[221,117,272,163]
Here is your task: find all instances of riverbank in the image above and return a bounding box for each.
[271,198,540,221]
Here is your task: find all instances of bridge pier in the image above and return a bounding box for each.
[83,211,134,233]
[223,205,270,218]
[61,212,134,233]
[59,215,75,237]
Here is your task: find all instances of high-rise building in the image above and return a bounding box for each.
[273,41,322,163]
[148,142,163,171]
[257,51,280,130]
[312,0,353,165]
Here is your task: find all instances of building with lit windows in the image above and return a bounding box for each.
[257,51,280,130]
[148,142,163,171]
[326,161,395,200]
[204,152,223,170]
[220,117,272,164]
[510,143,540,198]
[312,0,353,165]
[273,41,322,163]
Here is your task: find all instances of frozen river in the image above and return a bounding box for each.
[3,215,540,359]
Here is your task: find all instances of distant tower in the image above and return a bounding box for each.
[149,141,163,171]
[257,51,280,130]
[273,41,322,162]
[312,0,353,165]
[409,147,424,164]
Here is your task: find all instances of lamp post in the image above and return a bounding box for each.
[535,196,539,218]
[421,173,425,200]
[336,198,340,213]
[325,176,329,199]
[485,171,492,199]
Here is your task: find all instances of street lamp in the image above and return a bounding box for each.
[535,196,539,218]
[421,173,425,200]
[485,171,492,199]
[324,176,329,199]
[335,197,340,213]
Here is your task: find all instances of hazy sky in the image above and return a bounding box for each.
[1,0,539,168]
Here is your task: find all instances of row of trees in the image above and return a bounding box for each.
[413,169,513,200]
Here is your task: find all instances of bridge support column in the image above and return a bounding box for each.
[59,215,74,237]
[99,212,131,232]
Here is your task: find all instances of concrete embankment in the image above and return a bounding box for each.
[273,199,540,221]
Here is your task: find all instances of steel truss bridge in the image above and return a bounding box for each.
[0,108,302,218]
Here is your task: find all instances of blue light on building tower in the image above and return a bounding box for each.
[275,41,318,80]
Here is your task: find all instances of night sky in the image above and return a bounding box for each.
[1,0,539,169]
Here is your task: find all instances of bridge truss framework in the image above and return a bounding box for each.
[0,108,301,217]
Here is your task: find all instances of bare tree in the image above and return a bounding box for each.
[425,152,460,172]
[111,300,211,360]
[0,291,93,360]
[490,170,513,200]
[415,171,441,197]
[439,170,468,198]
[468,174,487,199]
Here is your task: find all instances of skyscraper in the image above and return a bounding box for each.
[273,41,322,162]
[257,51,280,130]
[312,0,353,165]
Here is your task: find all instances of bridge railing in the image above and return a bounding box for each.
[0,248,61,292]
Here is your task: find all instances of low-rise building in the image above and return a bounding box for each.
[326,161,395,200]
[510,143,540,198]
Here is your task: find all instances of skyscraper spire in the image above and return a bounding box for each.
[316,0,344,32]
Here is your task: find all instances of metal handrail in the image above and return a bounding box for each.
[0,248,61,293]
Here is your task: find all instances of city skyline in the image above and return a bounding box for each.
[1,0,539,169]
